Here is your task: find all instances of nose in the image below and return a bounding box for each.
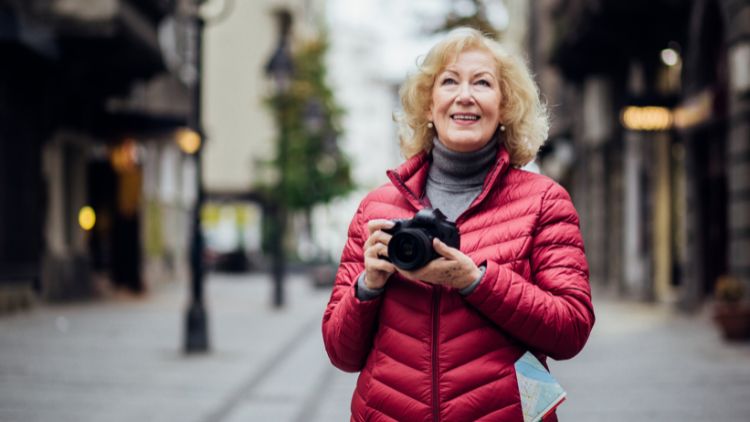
[456,82,475,104]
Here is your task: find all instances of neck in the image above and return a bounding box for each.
[430,137,497,180]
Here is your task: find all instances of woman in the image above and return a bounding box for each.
[322,27,594,421]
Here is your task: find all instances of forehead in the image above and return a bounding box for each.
[441,48,498,74]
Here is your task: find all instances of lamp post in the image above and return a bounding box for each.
[264,9,294,308]
[183,0,208,353]
[175,0,234,352]
[303,98,325,135]
[300,97,325,254]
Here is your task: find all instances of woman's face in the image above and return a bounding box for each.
[428,49,503,152]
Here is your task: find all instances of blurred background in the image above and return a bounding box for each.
[1,0,749,421]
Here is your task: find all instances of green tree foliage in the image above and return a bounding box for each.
[438,0,502,40]
[262,35,354,211]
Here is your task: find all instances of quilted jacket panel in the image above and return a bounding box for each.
[322,146,595,421]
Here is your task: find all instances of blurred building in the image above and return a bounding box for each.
[203,0,324,194]
[0,0,197,309]
[531,0,750,308]
[200,0,330,268]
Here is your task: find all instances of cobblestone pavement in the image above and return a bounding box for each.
[1,273,749,421]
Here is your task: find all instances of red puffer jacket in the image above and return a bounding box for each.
[322,146,594,421]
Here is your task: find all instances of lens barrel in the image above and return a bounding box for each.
[388,229,433,270]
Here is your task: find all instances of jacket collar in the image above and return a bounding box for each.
[386,144,511,213]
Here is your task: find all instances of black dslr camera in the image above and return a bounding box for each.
[383,208,460,270]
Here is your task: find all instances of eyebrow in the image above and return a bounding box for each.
[439,69,496,80]
[473,71,496,80]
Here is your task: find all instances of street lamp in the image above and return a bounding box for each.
[265,9,294,308]
[183,0,208,353]
[166,0,232,353]
[265,10,294,94]
[301,97,325,257]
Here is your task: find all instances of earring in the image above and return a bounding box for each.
[427,121,434,129]
[500,124,506,132]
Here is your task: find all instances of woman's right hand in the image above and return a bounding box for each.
[363,219,396,289]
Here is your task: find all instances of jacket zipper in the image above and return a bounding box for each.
[432,286,441,422]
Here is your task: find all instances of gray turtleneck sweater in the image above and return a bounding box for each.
[355,138,496,300]
[425,137,497,222]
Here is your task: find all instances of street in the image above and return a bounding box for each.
[552,296,750,421]
[1,273,749,422]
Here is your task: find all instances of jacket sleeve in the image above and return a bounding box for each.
[321,203,383,372]
[464,182,595,360]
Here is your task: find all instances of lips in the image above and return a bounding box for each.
[451,113,480,122]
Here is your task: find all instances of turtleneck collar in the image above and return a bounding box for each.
[429,136,498,181]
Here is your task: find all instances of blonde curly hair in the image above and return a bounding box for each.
[397,27,549,167]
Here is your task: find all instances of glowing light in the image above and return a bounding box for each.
[79,206,96,231]
[110,138,139,171]
[176,128,201,154]
[621,106,673,131]
[661,48,680,67]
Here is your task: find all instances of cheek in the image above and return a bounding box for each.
[432,89,453,112]
[432,97,448,114]
[430,89,441,110]
[484,102,502,123]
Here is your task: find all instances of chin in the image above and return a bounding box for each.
[443,137,491,152]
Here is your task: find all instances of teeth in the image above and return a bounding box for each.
[453,115,479,121]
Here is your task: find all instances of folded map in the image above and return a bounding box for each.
[515,351,567,422]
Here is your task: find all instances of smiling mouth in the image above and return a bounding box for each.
[451,114,480,121]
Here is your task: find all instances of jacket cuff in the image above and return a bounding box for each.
[459,265,486,296]
[355,271,384,301]
[463,260,511,309]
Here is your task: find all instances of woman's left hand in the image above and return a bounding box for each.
[396,238,482,290]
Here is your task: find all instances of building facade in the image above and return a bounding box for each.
[0,0,196,310]
[531,0,750,308]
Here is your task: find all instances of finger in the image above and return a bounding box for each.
[364,230,389,250]
[416,258,452,279]
[375,242,389,259]
[401,258,459,285]
[370,230,393,246]
[395,256,447,275]
[378,243,388,259]
[372,259,396,275]
[432,238,459,258]
[366,258,396,274]
[364,230,387,248]
[364,242,389,259]
[367,219,395,235]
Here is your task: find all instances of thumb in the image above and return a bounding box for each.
[433,238,457,258]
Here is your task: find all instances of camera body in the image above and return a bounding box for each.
[383,208,460,270]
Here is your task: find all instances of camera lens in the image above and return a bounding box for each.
[388,229,432,270]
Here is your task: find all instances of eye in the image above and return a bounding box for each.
[475,79,491,87]
[440,77,457,86]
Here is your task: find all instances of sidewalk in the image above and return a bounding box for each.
[0,273,355,422]
[552,296,750,421]
[1,274,750,421]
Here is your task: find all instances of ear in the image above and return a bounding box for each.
[425,106,434,122]
[497,106,507,127]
